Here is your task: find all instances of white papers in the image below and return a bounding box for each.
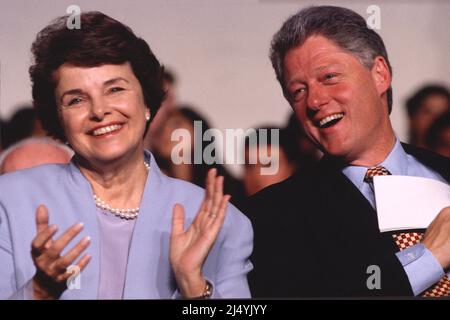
[374,176,450,232]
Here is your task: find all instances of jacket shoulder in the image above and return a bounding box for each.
[0,164,68,189]
[402,143,450,180]
[241,162,320,214]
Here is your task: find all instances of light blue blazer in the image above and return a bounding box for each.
[0,151,253,299]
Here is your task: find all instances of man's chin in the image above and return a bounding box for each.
[321,144,350,159]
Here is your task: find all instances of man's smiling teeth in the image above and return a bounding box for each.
[318,113,344,127]
[92,124,123,136]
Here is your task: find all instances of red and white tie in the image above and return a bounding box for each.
[365,166,449,297]
[393,232,450,297]
[364,166,391,183]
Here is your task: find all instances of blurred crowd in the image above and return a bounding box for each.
[1,70,449,201]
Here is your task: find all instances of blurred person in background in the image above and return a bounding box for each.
[0,137,73,174]
[406,85,450,149]
[152,106,246,206]
[1,106,48,150]
[144,70,178,150]
[0,120,6,153]
[426,111,450,158]
[242,126,298,196]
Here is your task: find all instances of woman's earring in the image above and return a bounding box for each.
[146,115,150,122]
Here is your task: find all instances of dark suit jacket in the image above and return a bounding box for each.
[242,144,450,297]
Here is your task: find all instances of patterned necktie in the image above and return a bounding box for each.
[363,166,391,202]
[365,166,449,297]
[364,166,391,183]
[393,232,450,297]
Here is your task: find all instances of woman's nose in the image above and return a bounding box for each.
[89,96,110,120]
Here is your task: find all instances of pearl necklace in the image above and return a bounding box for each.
[93,161,150,220]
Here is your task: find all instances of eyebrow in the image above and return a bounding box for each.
[286,63,343,88]
[60,89,84,103]
[59,77,130,102]
[103,77,130,86]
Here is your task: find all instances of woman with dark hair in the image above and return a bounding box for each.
[426,111,450,158]
[0,12,252,299]
[152,106,246,206]
[406,85,450,148]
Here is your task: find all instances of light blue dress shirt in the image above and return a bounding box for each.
[341,139,448,296]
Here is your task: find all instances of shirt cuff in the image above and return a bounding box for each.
[396,243,445,296]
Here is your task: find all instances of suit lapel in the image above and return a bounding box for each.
[315,158,379,235]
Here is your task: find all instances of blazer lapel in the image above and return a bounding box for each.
[123,152,176,298]
[61,161,101,299]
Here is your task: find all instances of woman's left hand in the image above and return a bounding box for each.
[169,168,230,298]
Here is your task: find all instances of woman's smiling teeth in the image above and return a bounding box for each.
[92,124,123,136]
[318,113,344,128]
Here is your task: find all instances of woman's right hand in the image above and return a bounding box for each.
[31,205,91,299]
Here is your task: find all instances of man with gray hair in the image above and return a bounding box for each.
[245,6,450,297]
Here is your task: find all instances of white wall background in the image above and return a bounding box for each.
[1,0,449,142]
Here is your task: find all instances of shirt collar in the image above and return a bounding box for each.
[341,138,409,189]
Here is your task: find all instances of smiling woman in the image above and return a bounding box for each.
[0,11,253,300]
[54,63,151,167]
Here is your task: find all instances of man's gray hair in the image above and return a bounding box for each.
[270,6,393,113]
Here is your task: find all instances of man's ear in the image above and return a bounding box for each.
[371,56,391,96]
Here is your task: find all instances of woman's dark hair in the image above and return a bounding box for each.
[176,106,220,187]
[29,11,165,142]
[426,111,450,150]
[154,106,246,204]
[406,85,450,117]
[1,107,37,148]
